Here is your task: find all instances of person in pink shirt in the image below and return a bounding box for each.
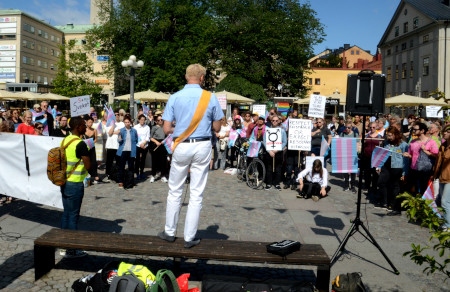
[404,122,439,194]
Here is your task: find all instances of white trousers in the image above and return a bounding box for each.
[164,140,211,241]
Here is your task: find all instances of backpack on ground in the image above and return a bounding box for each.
[109,274,146,292]
[72,260,120,292]
[331,272,366,292]
[47,137,81,186]
[149,269,180,292]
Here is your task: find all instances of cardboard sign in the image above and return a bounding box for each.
[252,104,266,118]
[426,106,443,118]
[308,94,326,118]
[70,95,90,117]
[216,93,227,110]
[265,127,283,151]
[288,119,311,151]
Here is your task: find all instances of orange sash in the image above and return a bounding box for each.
[171,90,212,151]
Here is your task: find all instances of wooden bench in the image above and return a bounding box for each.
[34,228,330,291]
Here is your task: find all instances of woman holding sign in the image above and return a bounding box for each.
[264,115,287,191]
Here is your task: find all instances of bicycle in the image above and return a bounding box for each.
[235,138,266,189]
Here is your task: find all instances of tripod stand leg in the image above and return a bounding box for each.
[359,221,400,274]
[330,221,358,264]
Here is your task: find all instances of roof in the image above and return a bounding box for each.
[378,0,450,46]
[0,9,64,32]
[55,24,95,34]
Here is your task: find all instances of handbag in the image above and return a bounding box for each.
[416,139,433,172]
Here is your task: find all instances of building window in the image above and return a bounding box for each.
[423,57,429,76]
[356,50,359,55]
[38,29,42,36]
[401,43,407,50]
[402,63,407,78]
[410,61,414,78]
[395,26,399,37]
[395,65,399,80]
[403,22,408,33]
[395,45,398,52]
[22,40,35,49]
[50,35,55,41]
[0,34,16,40]
[423,34,429,43]
[315,78,321,85]
[351,50,354,55]
[387,66,392,82]
[308,78,312,85]
[410,39,414,48]
[413,17,419,29]
[24,23,35,33]
[387,49,391,55]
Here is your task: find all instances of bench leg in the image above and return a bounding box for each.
[34,245,56,281]
[173,257,181,275]
[316,264,330,292]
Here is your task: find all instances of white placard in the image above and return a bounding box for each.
[252,104,266,118]
[265,127,283,151]
[288,119,311,151]
[308,94,326,118]
[305,156,324,170]
[70,95,90,117]
[216,93,227,110]
[426,106,443,118]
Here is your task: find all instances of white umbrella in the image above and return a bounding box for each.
[115,90,169,102]
[385,93,448,106]
[214,90,255,104]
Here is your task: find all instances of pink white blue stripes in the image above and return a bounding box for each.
[247,141,261,158]
[371,146,391,168]
[331,138,358,173]
[162,134,173,154]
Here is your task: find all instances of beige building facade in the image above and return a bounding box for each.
[0,10,63,91]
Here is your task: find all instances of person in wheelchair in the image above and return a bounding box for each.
[296,159,330,201]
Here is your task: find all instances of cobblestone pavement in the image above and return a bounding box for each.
[0,166,449,291]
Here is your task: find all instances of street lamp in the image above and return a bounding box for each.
[121,55,144,120]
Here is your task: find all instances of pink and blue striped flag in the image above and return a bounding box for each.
[371,146,391,168]
[281,117,289,131]
[320,135,329,157]
[84,138,95,150]
[247,141,261,158]
[422,181,442,218]
[106,106,115,126]
[331,138,359,173]
[228,129,239,147]
[162,134,173,155]
[142,104,149,116]
[96,121,103,135]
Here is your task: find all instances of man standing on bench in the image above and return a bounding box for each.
[158,64,223,248]
[60,116,91,258]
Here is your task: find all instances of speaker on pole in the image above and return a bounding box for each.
[346,70,386,116]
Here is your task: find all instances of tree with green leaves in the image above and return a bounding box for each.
[87,0,324,100]
[52,40,103,102]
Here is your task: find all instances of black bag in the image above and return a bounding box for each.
[109,274,146,292]
[266,240,301,257]
[331,272,366,292]
[202,274,316,292]
[72,261,120,292]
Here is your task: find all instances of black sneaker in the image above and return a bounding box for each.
[158,231,175,242]
[184,238,201,248]
[283,184,290,189]
[64,249,87,259]
[350,187,357,193]
[342,187,350,191]
[265,185,272,190]
[275,185,282,191]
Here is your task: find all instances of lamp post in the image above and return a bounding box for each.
[121,55,144,121]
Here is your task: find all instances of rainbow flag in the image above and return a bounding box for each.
[371,146,391,168]
[331,138,358,173]
[247,141,261,158]
[277,102,290,117]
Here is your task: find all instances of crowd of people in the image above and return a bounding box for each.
[1,90,450,242]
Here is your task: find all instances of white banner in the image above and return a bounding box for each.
[265,127,283,151]
[426,106,443,118]
[70,95,90,117]
[0,133,63,209]
[308,94,326,118]
[252,104,266,118]
[216,93,227,110]
[288,119,311,151]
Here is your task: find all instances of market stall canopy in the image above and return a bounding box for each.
[0,90,70,101]
[214,90,255,104]
[115,90,169,102]
[327,92,346,105]
[293,97,310,104]
[385,93,448,106]
[41,92,70,100]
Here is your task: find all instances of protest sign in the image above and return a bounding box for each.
[288,119,311,151]
[252,104,266,118]
[216,93,227,110]
[265,127,283,151]
[308,94,326,118]
[70,95,90,117]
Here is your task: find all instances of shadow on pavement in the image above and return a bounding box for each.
[0,250,34,290]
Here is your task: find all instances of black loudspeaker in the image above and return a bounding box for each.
[346,70,386,116]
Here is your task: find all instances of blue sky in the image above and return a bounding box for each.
[2,0,399,55]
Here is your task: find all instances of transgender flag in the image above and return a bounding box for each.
[371,146,391,168]
[331,138,358,173]
[142,104,149,116]
[106,106,115,126]
[247,141,261,158]
[320,135,329,157]
[96,121,103,135]
[422,180,442,217]
[162,134,173,155]
[84,138,95,150]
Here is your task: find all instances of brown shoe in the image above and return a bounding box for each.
[118,183,123,188]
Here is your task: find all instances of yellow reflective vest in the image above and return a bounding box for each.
[64,135,87,182]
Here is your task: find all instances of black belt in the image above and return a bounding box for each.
[181,137,210,143]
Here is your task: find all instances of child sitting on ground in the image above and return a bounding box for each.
[296,159,330,201]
